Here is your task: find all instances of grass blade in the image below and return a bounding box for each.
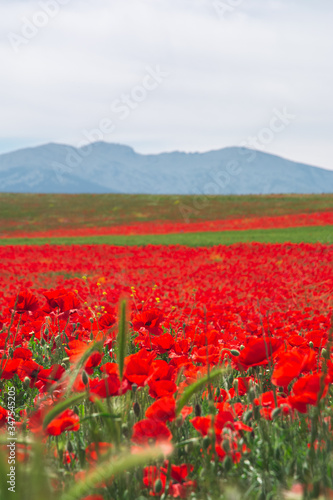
[60,444,172,500]
[176,367,225,416]
[117,299,128,382]
[65,340,103,396]
[43,393,86,430]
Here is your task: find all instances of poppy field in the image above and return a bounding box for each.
[1,193,333,238]
[0,240,332,500]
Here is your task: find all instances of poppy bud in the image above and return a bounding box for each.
[215,387,221,399]
[122,423,129,438]
[82,370,89,386]
[55,335,62,347]
[131,383,138,393]
[23,377,30,390]
[243,410,253,423]
[73,406,79,415]
[41,337,46,346]
[8,347,14,358]
[230,349,240,356]
[248,388,256,403]
[222,439,230,453]
[175,415,183,428]
[203,436,210,449]
[321,348,328,359]
[133,401,140,418]
[240,345,245,351]
[185,441,194,454]
[154,479,163,494]
[194,403,202,417]
[271,407,281,419]
[253,405,260,420]
[67,440,74,453]
[309,341,314,349]
[223,455,232,472]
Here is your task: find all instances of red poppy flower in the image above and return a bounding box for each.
[10,290,39,314]
[168,463,194,483]
[84,352,102,374]
[46,409,80,436]
[0,405,8,428]
[85,442,113,465]
[43,289,80,313]
[161,462,196,499]
[192,345,221,365]
[272,351,304,388]
[180,406,193,420]
[16,359,43,384]
[145,396,176,422]
[190,416,211,436]
[12,347,33,360]
[124,349,156,386]
[28,400,54,435]
[65,339,90,362]
[143,465,167,493]
[37,364,66,390]
[151,333,175,353]
[100,362,119,376]
[0,358,21,379]
[148,359,175,383]
[272,349,318,388]
[132,308,164,335]
[89,373,121,398]
[131,418,172,445]
[148,380,177,399]
[235,377,252,396]
[214,411,235,434]
[237,337,283,370]
[98,312,116,330]
[289,373,328,413]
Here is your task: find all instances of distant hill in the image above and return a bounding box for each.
[0,142,332,194]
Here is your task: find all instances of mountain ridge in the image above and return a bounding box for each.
[0,142,332,194]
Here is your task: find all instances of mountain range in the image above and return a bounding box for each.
[0,142,332,195]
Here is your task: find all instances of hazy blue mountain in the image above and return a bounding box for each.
[0,142,332,194]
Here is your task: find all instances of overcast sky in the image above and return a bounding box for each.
[1,0,332,170]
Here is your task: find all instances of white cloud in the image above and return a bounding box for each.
[0,0,332,170]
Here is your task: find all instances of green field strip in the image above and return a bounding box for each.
[0,225,332,246]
